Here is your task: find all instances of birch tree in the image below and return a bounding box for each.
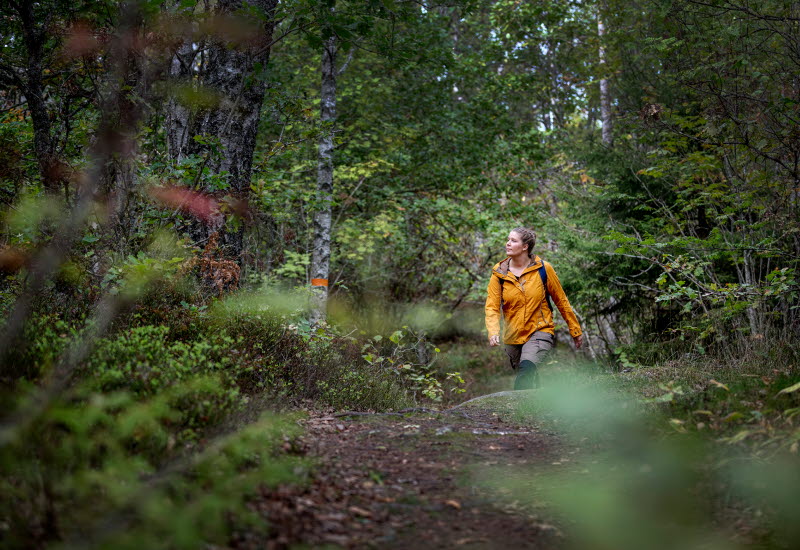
[310,33,336,323]
[597,8,613,146]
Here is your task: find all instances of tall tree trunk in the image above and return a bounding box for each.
[166,0,278,256]
[166,39,194,162]
[106,42,146,250]
[17,0,60,194]
[310,35,337,324]
[743,248,762,336]
[598,13,613,146]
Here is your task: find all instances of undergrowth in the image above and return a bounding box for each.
[0,286,446,548]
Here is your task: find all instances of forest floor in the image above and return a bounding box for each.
[242,393,574,549]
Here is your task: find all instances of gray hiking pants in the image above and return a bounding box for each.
[505,331,555,389]
[504,331,555,370]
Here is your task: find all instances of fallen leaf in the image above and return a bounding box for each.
[709,379,730,391]
[723,412,744,422]
[348,506,372,518]
[445,499,461,510]
[456,537,488,545]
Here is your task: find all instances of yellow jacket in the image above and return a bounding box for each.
[485,256,582,344]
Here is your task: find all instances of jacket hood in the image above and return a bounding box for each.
[493,256,542,277]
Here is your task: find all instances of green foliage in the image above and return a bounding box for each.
[0,392,304,550]
[3,0,800,544]
[479,362,800,549]
[3,193,65,247]
[82,325,243,435]
[0,313,78,381]
[357,325,459,402]
[273,250,310,282]
[0,111,33,203]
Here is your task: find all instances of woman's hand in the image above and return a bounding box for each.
[489,334,500,347]
[573,334,583,349]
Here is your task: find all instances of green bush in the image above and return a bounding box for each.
[0,313,78,383]
[84,325,235,393]
[201,299,414,410]
[80,325,245,440]
[0,389,305,550]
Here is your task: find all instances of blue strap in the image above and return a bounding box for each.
[538,264,553,312]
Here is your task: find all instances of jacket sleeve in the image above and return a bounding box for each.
[544,262,582,338]
[485,272,502,340]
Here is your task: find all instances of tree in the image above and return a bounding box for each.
[0,0,97,197]
[165,0,279,256]
[310,30,336,323]
[597,6,612,146]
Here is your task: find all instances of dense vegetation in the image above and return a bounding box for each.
[1,0,799,547]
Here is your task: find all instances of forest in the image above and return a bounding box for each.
[1,0,799,548]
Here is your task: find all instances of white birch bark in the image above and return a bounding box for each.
[598,14,613,146]
[310,35,337,324]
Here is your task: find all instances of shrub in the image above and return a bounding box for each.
[0,389,305,550]
[80,325,245,440]
[0,313,78,384]
[83,325,235,394]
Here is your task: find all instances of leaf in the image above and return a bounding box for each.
[777,381,800,396]
[724,429,753,444]
[709,379,729,391]
[654,392,674,403]
[723,412,744,422]
[783,407,800,419]
[668,418,687,432]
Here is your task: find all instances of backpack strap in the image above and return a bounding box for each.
[538,262,554,312]
[497,259,509,310]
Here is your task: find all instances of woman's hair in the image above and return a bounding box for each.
[510,227,537,257]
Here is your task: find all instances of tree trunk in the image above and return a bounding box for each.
[310,35,337,324]
[743,248,762,336]
[598,13,613,146]
[17,0,60,194]
[166,38,194,163]
[166,0,278,256]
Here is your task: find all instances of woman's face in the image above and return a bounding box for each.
[506,231,527,257]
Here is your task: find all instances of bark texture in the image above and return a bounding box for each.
[598,14,613,146]
[17,0,60,194]
[166,0,278,255]
[310,36,337,324]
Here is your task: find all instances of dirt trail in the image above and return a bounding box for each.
[246,401,569,549]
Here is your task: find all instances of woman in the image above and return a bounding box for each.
[485,227,583,390]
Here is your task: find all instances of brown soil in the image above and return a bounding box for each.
[243,405,568,549]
